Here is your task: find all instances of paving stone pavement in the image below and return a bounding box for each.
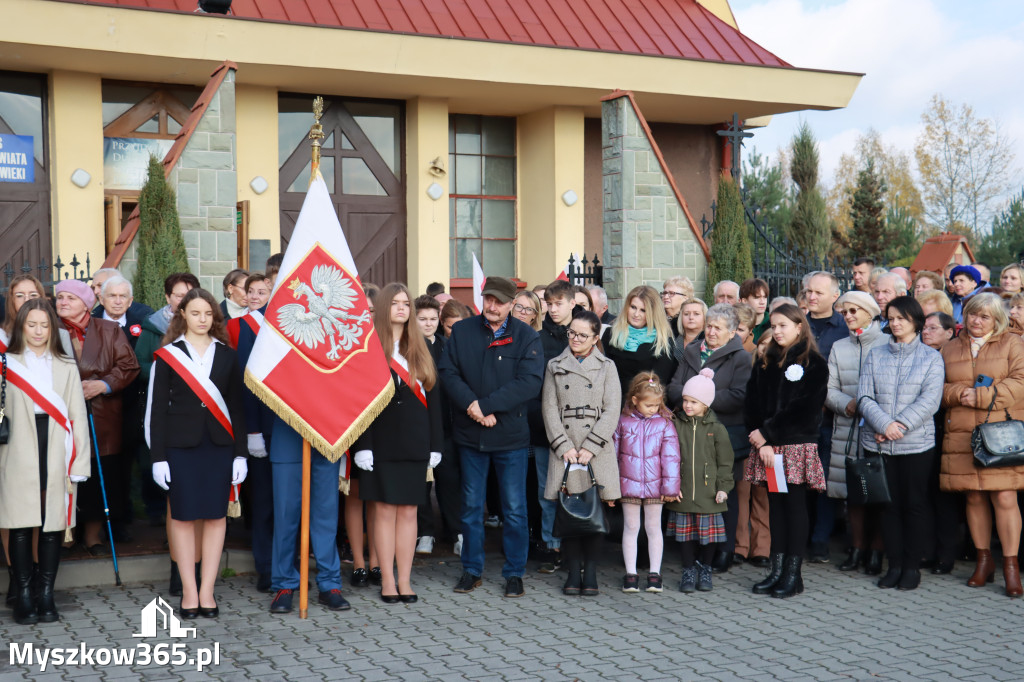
[1,549,1023,681]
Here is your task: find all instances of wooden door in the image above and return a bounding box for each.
[279,98,405,287]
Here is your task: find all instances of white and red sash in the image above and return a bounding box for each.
[145,343,233,444]
[2,354,78,529]
[388,354,427,409]
[0,328,8,352]
[242,310,263,336]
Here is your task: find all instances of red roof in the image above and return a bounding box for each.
[910,232,975,276]
[70,0,791,67]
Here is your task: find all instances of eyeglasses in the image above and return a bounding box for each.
[12,292,40,301]
[840,308,863,317]
[512,303,536,315]
[566,329,593,341]
[660,291,684,298]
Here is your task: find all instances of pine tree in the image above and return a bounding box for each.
[845,159,887,260]
[786,123,831,258]
[708,174,754,288]
[133,156,190,309]
[975,190,1024,267]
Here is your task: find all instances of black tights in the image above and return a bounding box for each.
[768,485,809,556]
[562,534,604,584]
[679,541,716,568]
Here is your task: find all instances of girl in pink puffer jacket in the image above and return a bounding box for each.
[614,372,681,594]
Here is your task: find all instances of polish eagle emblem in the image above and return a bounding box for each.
[276,265,371,361]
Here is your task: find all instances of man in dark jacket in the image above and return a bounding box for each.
[440,276,544,598]
[92,274,154,349]
[804,271,846,563]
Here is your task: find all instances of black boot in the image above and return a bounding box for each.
[864,550,884,576]
[562,550,582,596]
[838,548,863,572]
[771,555,804,599]
[581,560,599,596]
[877,562,902,589]
[752,553,785,595]
[9,529,38,625]
[5,565,14,607]
[31,562,40,600]
[169,560,183,597]
[36,531,63,622]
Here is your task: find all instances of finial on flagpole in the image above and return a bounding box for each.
[309,96,325,174]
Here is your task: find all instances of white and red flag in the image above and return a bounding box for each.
[555,252,582,283]
[244,173,393,460]
[471,252,485,314]
[766,453,788,493]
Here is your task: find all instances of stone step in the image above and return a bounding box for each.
[54,549,257,590]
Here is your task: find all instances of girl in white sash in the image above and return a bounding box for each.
[0,299,90,624]
[146,289,248,619]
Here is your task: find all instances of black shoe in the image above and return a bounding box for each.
[919,558,937,570]
[732,553,747,565]
[679,566,697,594]
[169,561,183,597]
[350,568,369,587]
[179,600,200,620]
[256,573,272,593]
[621,573,640,593]
[199,604,219,618]
[319,589,351,611]
[270,588,294,613]
[749,556,771,569]
[563,571,582,596]
[877,565,902,589]
[380,591,401,604]
[771,555,804,599]
[838,548,864,572]
[807,542,830,564]
[453,572,482,593]
[86,543,109,557]
[368,567,382,586]
[931,560,954,575]
[10,529,37,625]
[338,540,354,564]
[752,553,785,595]
[864,550,884,576]
[710,550,731,574]
[399,593,418,604]
[35,531,62,623]
[504,576,525,598]
[696,561,713,592]
[537,555,562,574]
[645,573,663,593]
[897,568,921,591]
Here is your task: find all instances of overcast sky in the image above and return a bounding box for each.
[729,0,1024,196]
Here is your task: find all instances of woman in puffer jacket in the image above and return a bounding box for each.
[825,291,889,574]
[858,296,944,591]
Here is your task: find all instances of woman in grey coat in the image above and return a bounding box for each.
[543,311,622,596]
[825,291,888,574]
[858,296,944,591]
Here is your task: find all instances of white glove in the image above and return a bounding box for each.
[247,433,268,458]
[429,452,442,469]
[232,457,248,485]
[69,475,88,484]
[354,450,374,472]
[153,462,171,491]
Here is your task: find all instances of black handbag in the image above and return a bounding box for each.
[972,387,1024,468]
[552,462,609,538]
[844,397,891,506]
[0,353,9,445]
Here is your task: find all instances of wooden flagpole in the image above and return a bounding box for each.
[299,96,324,620]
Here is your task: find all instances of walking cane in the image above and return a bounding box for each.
[85,401,122,586]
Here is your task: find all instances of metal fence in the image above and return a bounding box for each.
[1,254,94,294]
[566,253,603,287]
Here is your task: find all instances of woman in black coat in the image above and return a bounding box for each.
[147,288,248,619]
[743,304,828,599]
[353,283,443,604]
[602,285,677,405]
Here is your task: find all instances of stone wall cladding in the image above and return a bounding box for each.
[601,95,707,313]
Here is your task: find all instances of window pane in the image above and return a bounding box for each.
[483,156,514,196]
[137,114,159,134]
[456,239,481,280]
[455,154,481,195]
[482,200,515,239]
[353,115,399,174]
[483,240,515,278]
[455,198,481,238]
[448,117,455,153]
[454,115,481,154]
[450,239,457,278]
[287,157,334,193]
[168,116,182,135]
[324,132,334,148]
[449,198,457,238]
[0,72,44,163]
[341,134,354,150]
[341,157,386,195]
[482,117,515,155]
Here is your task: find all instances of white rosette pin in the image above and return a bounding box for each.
[784,364,804,382]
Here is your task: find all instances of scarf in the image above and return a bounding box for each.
[225,298,247,320]
[623,325,657,352]
[62,309,91,345]
[969,332,993,359]
[699,340,714,366]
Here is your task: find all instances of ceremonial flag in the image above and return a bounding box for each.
[471,252,485,314]
[244,173,393,460]
[766,453,788,493]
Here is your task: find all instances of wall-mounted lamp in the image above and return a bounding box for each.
[426,182,444,201]
[561,189,578,207]
[250,176,269,195]
[70,169,91,188]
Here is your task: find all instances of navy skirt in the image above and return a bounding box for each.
[359,460,428,506]
[166,429,233,521]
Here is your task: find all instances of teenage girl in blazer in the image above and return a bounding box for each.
[147,288,248,619]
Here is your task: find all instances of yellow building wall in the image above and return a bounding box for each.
[48,71,105,265]
[235,83,281,255]
[517,107,585,288]
[406,97,450,295]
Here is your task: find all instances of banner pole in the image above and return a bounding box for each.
[299,437,311,619]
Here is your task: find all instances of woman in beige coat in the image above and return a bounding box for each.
[0,299,90,624]
[542,311,621,596]
[939,293,1024,597]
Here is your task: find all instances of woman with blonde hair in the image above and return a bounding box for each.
[677,298,707,349]
[353,283,443,603]
[914,271,944,297]
[939,292,1024,597]
[661,275,694,337]
[511,291,543,331]
[917,289,954,318]
[602,285,677,404]
[1000,263,1023,296]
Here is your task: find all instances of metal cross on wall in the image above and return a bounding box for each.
[717,113,754,181]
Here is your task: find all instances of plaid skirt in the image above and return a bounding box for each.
[743,443,826,492]
[620,497,663,506]
[665,511,725,544]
